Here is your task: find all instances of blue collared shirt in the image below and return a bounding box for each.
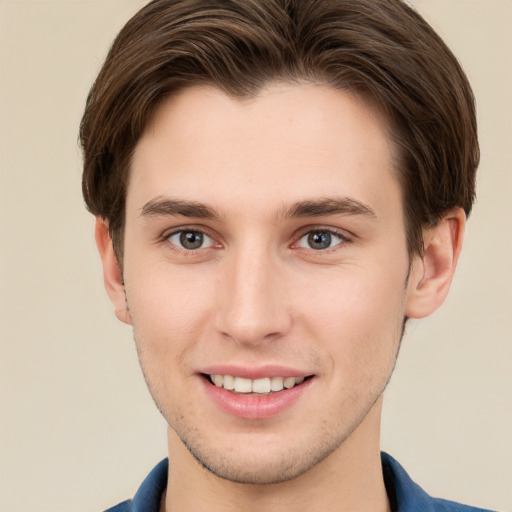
[105,453,496,512]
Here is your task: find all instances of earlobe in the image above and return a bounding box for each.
[94,217,132,325]
[405,209,466,319]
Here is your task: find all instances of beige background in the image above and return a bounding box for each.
[0,1,510,511]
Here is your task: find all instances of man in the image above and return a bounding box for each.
[80,1,493,511]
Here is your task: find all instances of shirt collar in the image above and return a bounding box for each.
[382,451,435,511]
[127,452,482,512]
[131,458,168,512]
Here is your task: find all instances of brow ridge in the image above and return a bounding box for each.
[139,196,376,221]
[140,197,221,220]
[283,197,377,219]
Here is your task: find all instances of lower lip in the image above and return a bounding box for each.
[201,377,313,420]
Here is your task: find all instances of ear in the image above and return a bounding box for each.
[94,217,132,325]
[405,208,466,319]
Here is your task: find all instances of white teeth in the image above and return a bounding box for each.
[212,375,223,387]
[252,378,271,393]
[223,374,235,390]
[271,376,284,391]
[283,377,296,389]
[210,374,306,394]
[234,377,252,393]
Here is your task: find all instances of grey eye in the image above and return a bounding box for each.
[298,230,344,250]
[168,230,214,250]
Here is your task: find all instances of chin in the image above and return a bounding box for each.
[176,426,347,485]
[189,449,322,485]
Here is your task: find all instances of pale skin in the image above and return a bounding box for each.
[96,83,465,512]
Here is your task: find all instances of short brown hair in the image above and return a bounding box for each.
[80,0,479,261]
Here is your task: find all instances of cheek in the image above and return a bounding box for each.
[123,269,219,416]
[294,265,406,370]
[124,266,217,359]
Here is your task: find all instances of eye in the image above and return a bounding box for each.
[297,230,346,250]
[167,230,216,250]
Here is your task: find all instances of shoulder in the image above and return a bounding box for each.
[103,501,132,512]
[427,497,496,512]
[102,459,168,512]
[381,453,497,512]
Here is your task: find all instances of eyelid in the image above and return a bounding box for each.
[292,225,353,242]
[161,224,216,239]
[291,225,353,251]
[158,223,353,253]
[161,225,222,251]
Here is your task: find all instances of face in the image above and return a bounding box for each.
[118,83,417,484]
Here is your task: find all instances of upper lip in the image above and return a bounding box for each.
[198,364,312,380]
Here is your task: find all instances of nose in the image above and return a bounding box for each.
[214,245,292,345]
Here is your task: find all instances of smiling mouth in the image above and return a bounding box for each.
[204,374,312,395]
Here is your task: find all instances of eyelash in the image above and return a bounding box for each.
[161,226,352,254]
[162,226,220,254]
[293,227,351,252]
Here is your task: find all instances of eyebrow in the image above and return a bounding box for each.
[139,196,376,221]
[140,197,221,220]
[282,197,377,220]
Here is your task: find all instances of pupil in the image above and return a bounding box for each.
[308,231,331,250]
[180,231,203,249]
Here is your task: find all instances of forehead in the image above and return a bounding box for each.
[128,83,401,220]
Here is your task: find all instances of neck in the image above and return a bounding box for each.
[164,397,390,512]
